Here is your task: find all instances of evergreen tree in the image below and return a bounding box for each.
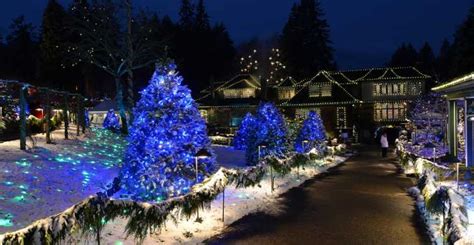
[5,16,38,82]
[294,111,326,153]
[195,0,210,31]
[40,0,72,90]
[103,109,120,132]
[179,0,195,30]
[388,43,418,67]
[452,6,474,77]
[418,42,436,75]
[246,102,288,165]
[437,39,454,82]
[120,64,216,201]
[280,0,335,80]
[233,113,256,150]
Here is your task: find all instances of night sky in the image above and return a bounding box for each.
[0,0,473,69]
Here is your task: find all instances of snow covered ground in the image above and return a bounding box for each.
[84,156,348,245]
[0,127,125,233]
[0,128,261,234]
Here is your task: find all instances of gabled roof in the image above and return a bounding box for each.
[90,99,117,112]
[274,77,299,88]
[283,71,360,107]
[336,67,430,82]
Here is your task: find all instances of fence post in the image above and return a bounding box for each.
[63,94,69,139]
[76,96,80,137]
[45,89,52,144]
[19,85,27,150]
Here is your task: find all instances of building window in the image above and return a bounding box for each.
[296,108,321,119]
[200,110,208,122]
[336,107,347,129]
[309,84,331,98]
[408,81,423,96]
[278,88,295,100]
[374,102,407,121]
[222,88,256,99]
[373,82,407,96]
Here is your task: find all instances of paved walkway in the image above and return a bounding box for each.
[207,146,430,245]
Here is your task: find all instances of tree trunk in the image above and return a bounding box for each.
[19,86,27,150]
[115,76,128,135]
[125,0,135,125]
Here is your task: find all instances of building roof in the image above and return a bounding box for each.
[432,72,474,94]
[90,99,117,112]
[274,77,299,87]
[283,71,360,107]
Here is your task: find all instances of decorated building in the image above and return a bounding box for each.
[199,67,431,142]
[433,72,474,167]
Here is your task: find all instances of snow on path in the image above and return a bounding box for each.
[0,127,125,233]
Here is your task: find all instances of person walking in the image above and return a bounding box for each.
[380,132,389,157]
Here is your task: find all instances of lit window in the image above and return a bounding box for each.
[222,88,256,99]
[278,88,295,100]
[309,84,332,98]
[374,102,407,121]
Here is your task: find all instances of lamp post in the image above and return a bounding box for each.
[299,140,309,179]
[302,140,309,153]
[194,148,211,222]
[258,142,273,192]
[456,162,460,190]
[195,148,212,182]
[424,142,437,163]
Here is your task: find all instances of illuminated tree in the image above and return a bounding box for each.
[233,113,256,150]
[102,109,120,132]
[294,111,326,153]
[246,102,288,165]
[120,64,216,201]
[240,49,259,74]
[266,48,287,85]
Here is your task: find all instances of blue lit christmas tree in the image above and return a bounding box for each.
[102,109,120,132]
[294,111,326,153]
[246,102,288,165]
[233,113,256,150]
[120,63,216,201]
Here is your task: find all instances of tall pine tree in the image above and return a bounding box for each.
[5,16,38,82]
[40,0,75,90]
[388,43,418,67]
[280,0,335,80]
[452,6,474,77]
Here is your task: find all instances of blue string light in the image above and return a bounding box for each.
[119,63,216,201]
[295,111,326,153]
[233,113,256,150]
[245,102,288,165]
[102,109,120,132]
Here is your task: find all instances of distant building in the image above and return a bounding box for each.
[89,99,118,126]
[198,67,431,142]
